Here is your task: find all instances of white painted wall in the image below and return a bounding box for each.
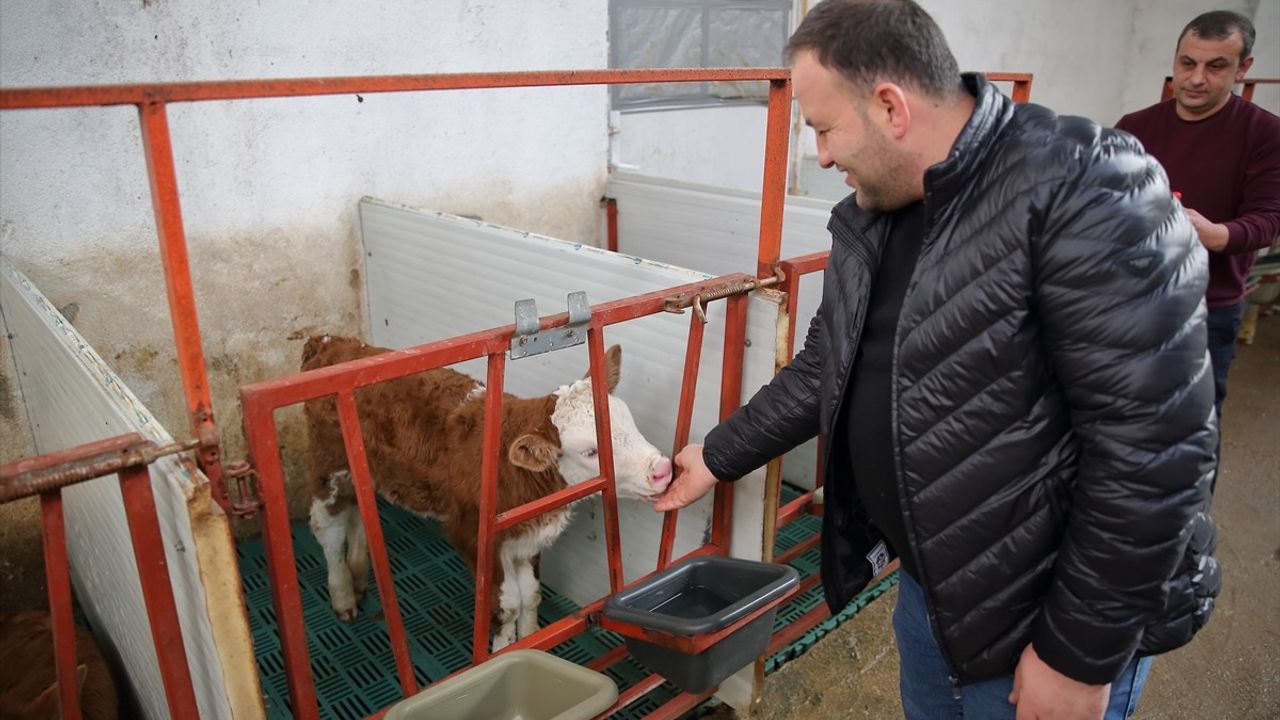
[0,2,610,510]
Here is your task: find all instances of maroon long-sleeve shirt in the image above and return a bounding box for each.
[1117,94,1280,308]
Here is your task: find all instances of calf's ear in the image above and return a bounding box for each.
[509,433,560,472]
[581,345,622,393]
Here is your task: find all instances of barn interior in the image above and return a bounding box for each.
[2,1,1278,719]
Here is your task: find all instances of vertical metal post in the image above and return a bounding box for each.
[605,197,620,253]
[40,493,82,720]
[137,101,224,491]
[473,350,507,663]
[588,327,626,592]
[658,311,706,570]
[1011,79,1032,104]
[336,391,417,696]
[757,79,792,280]
[712,294,748,550]
[241,403,319,720]
[118,465,201,719]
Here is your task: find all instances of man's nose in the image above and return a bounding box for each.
[815,135,834,169]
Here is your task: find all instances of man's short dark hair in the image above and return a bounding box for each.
[1179,10,1256,59]
[785,0,962,98]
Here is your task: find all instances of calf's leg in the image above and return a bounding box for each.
[310,471,359,621]
[345,510,370,601]
[515,556,541,639]
[493,551,521,651]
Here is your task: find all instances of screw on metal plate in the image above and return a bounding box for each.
[510,291,591,359]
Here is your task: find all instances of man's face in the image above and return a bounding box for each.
[1172,30,1253,119]
[792,50,911,212]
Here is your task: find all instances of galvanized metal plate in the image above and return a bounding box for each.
[510,292,590,359]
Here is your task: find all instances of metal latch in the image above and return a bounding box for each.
[218,460,263,519]
[510,291,590,359]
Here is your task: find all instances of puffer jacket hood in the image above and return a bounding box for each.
[704,74,1219,685]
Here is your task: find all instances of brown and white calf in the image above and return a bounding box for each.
[302,336,672,649]
[0,610,118,720]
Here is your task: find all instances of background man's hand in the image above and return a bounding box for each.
[652,444,720,512]
[1184,207,1229,252]
[1008,643,1109,719]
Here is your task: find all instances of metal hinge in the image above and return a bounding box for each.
[218,460,263,519]
[510,291,590,359]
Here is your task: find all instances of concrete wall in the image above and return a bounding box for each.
[0,1,610,515]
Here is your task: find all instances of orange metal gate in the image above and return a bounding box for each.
[0,434,202,720]
[1,67,794,719]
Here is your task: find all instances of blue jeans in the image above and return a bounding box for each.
[1206,302,1244,418]
[893,571,1152,719]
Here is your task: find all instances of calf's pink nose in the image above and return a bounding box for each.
[650,457,673,491]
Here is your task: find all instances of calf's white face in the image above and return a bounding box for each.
[552,381,672,500]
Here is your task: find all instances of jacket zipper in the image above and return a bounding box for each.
[823,218,877,468]
[890,197,965,691]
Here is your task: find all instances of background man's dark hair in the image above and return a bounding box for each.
[1179,10,1256,59]
[785,0,962,98]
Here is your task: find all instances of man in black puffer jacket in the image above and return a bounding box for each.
[653,1,1219,718]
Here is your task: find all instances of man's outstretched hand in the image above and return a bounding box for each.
[652,444,721,512]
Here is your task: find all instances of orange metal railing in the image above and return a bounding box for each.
[238,273,767,719]
[0,434,202,720]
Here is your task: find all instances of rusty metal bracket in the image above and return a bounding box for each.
[510,291,590,359]
[219,460,263,519]
[0,433,201,504]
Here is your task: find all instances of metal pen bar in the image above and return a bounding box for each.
[336,390,417,696]
[138,102,224,493]
[472,351,508,664]
[40,493,82,720]
[240,401,319,720]
[118,465,201,719]
[587,327,626,593]
[658,311,707,570]
[1,68,792,109]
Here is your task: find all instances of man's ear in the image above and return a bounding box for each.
[1236,56,1254,82]
[509,433,560,472]
[871,81,911,140]
[581,344,622,393]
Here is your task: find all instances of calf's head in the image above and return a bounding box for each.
[507,345,672,501]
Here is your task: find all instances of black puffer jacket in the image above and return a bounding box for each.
[704,75,1219,686]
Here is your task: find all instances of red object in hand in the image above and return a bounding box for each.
[1173,191,1183,200]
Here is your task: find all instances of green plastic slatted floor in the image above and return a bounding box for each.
[236,486,895,719]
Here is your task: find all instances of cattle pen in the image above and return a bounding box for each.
[0,66,830,720]
[1,68,1028,719]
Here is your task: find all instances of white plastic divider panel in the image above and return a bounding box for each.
[359,197,781,606]
[0,260,243,720]
[605,172,836,489]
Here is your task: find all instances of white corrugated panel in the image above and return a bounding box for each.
[606,172,835,489]
[359,197,779,605]
[0,261,233,719]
